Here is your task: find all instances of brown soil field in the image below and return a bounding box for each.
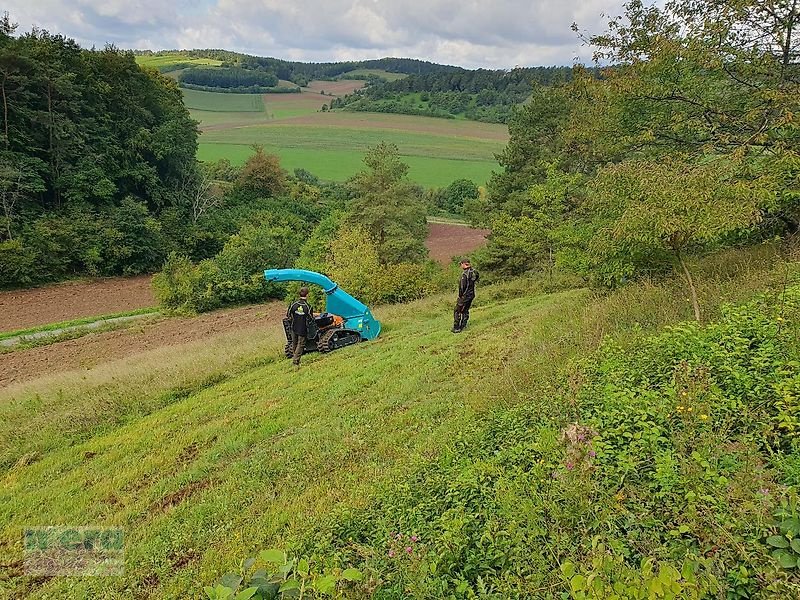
[0,303,282,387]
[0,276,156,333]
[273,111,510,141]
[426,222,490,265]
[306,80,365,96]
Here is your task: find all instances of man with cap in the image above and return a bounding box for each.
[453,258,479,333]
[287,287,314,366]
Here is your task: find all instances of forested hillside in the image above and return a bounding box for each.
[0,16,200,286]
[135,49,461,85]
[331,66,574,123]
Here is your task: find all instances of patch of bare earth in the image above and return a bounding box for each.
[426,222,490,265]
[0,276,156,333]
[305,79,365,96]
[0,303,283,387]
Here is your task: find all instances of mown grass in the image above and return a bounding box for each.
[0,308,158,342]
[182,89,265,113]
[197,143,499,187]
[1,244,790,598]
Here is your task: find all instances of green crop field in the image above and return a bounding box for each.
[183,89,265,113]
[2,244,793,598]
[184,87,508,187]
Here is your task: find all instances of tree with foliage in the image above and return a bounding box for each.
[348,143,427,264]
[236,146,287,199]
[589,158,769,320]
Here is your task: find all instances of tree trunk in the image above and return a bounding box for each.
[1,72,8,147]
[677,251,701,323]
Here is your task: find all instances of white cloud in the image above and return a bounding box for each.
[4,0,624,67]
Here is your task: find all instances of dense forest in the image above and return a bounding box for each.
[0,16,203,286]
[179,66,279,91]
[331,66,574,123]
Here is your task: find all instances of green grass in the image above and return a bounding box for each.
[136,54,223,69]
[182,89,265,113]
[198,142,499,187]
[0,244,792,598]
[343,69,407,82]
[183,86,506,186]
[198,124,505,186]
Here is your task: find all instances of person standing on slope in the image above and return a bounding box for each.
[453,258,479,333]
[287,287,314,367]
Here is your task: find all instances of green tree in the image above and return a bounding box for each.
[589,158,769,320]
[348,142,427,264]
[236,145,287,199]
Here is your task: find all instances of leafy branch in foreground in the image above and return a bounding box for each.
[204,549,363,600]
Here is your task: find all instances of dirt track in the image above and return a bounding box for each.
[0,276,155,333]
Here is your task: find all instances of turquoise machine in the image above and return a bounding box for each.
[264,269,381,355]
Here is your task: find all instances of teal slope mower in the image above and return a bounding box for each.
[264,268,381,357]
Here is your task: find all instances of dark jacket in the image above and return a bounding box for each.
[287,299,314,336]
[458,267,479,300]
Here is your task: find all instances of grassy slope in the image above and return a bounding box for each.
[136,54,223,69]
[0,245,789,598]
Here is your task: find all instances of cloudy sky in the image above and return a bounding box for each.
[4,0,624,68]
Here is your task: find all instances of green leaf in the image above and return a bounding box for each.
[791,538,800,554]
[560,561,576,579]
[313,574,337,595]
[570,574,587,592]
[341,568,363,582]
[220,573,243,590]
[279,579,300,592]
[234,587,258,600]
[774,550,798,569]
[767,535,790,548]
[259,549,285,565]
[204,586,216,600]
[297,558,309,576]
[243,557,256,570]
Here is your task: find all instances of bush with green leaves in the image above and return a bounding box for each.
[204,549,363,600]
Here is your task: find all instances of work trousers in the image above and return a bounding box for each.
[453,297,473,331]
[291,333,306,365]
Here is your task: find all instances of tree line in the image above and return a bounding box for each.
[179,66,278,90]
[0,14,201,286]
[470,0,800,321]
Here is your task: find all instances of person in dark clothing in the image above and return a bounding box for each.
[287,287,314,366]
[453,258,479,333]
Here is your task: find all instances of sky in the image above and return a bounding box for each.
[4,0,624,68]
